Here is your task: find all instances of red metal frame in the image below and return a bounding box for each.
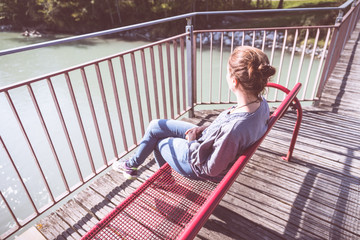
[177,83,302,240]
[266,82,303,162]
[81,83,302,240]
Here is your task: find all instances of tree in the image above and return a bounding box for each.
[278,0,284,9]
[115,0,122,24]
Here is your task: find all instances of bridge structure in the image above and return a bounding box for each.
[1,1,360,239]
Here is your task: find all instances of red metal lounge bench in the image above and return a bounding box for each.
[81,82,302,240]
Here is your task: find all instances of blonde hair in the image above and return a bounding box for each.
[228,46,276,98]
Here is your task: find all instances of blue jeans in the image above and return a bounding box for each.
[127,119,199,179]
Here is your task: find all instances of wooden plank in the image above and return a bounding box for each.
[275,123,360,153]
[267,123,360,159]
[197,204,284,240]
[242,157,359,225]
[56,199,98,236]
[89,173,133,206]
[278,112,360,144]
[268,129,360,165]
[249,152,359,205]
[238,152,358,236]
[250,154,359,207]
[322,79,360,90]
[231,171,359,238]
[314,111,360,125]
[316,107,360,118]
[74,187,116,220]
[105,170,142,194]
[264,137,360,181]
[319,99,360,113]
[300,111,360,132]
[326,76,360,86]
[136,158,158,183]
[223,181,332,239]
[260,138,360,188]
[323,78,360,89]
[265,126,360,174]
[319,94,360,109]
[36,212,81,240]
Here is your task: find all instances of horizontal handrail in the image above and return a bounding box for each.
[0,32,189,93]
[194,25,335,33]
[0,0,354,57]
[339,0,356,9]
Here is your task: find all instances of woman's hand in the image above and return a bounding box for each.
[185,125,207,142]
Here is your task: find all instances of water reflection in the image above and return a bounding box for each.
[0,32,148,87]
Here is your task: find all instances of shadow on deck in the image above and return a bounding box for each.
[190,108,360,240]
[33,107,360,240]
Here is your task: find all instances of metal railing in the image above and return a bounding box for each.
[317,0,360,97]
[0,1,355,57]
[193,26,333,104]
[1,0,359,239]
[0,34,191,239]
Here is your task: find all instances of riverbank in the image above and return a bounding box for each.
[194,30,327,58]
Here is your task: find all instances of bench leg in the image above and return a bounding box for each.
[282,100,302,162]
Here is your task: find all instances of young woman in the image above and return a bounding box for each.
[113,46,276,182]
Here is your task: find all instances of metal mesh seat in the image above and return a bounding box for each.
[82,165,217,239]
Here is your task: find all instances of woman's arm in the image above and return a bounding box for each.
[195,125,241,177]
[185,125,208,142]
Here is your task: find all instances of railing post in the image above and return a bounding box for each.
[186,17,195,118]
[316,1,359,99]
[336,9,344,24]
[315,9,343,99]
[341,1,356,51]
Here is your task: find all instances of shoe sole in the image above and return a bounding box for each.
[112,162,138,180]
[123,172,138,180]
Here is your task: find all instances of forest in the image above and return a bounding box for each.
[0,0,346,38]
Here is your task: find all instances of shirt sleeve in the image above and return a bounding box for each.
[196,123,241,177]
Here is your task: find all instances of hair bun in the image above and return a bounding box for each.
[228,46,276,97]
[259,63,276,79]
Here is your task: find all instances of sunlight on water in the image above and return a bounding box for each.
[0,32,149,236]
[0,32,148,87]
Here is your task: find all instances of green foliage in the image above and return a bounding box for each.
[280,0,345,9]
[250,0,346,9]
[0,0,348,37]
[0,0,254,34]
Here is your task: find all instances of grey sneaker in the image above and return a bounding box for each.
[112,159,138,180]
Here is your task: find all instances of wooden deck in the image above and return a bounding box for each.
[31,24,360,240]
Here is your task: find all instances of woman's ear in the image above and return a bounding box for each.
[229,77,238,92]
[232,77,238,88]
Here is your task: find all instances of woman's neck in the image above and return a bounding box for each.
[232,91,260,113]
